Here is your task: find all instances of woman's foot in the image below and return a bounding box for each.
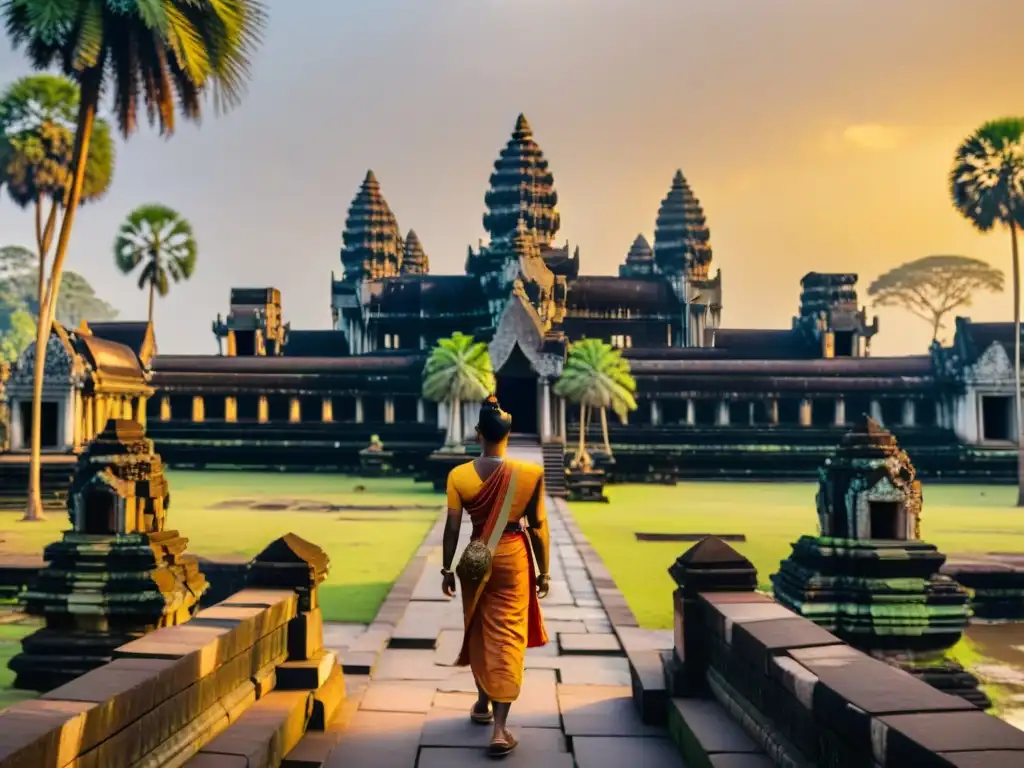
[488,728,518,758]
[470,701,494,725]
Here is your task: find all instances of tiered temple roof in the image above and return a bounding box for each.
[401,230,430,275]
[340,170,403,282]
[653,170,713,279]
[619,234,655,277]
[483,114,560,247]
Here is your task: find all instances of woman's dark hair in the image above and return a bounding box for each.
[477,395,513,443]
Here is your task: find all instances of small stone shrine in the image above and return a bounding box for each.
[9,419,208,691]
[358,433,393,477]
[771,416,985,706]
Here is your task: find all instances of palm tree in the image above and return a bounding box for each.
[554,338,638,463]
[422,332,495,449]
[114,204,197,325]
[0,74,115,319]
[4,0,266,521]
[951,117,1024,505]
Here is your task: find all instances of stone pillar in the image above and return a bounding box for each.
[322,397,333,423]
[416,398,425,424]
[10,400,23,449]
[870,399,883,425]
[95,397,108,434]
[62,394,74,449]
[192,396,204,423]
[160,396,170,422]
[716,400,730,426]
[559,397,567,440]
[71,390,83,451]
[902,399,916,427]
[82,397,93,443]
[685,399,695,426]
[834,396,846,427]
[384,397,395,425]
[225,396,237,423]
[355,396,364,424]
[667,537,759,696]
[258,396,269,424]
[541,380,552,440]
[651,400,661,427]
[135,397,147,429]
[767,398,779,426]
[289,398,301,423]
[799,398,812,427]
[748,402,755,426]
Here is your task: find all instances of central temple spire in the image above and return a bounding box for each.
[340,170,403,282]
[653,170,713,279]
[483,113,560,248]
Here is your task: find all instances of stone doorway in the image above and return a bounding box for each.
[495,343,538,436]
[20,400,60,449]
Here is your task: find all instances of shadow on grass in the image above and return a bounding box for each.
[319,582,397,625]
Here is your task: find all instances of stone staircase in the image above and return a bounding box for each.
[542,440,567,498]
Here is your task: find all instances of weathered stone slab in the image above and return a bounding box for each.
[573,736,683,768]
[937,751,1024,767]
[288,609,324,661]
[434,629,464,667]
[558,633,622,656]
[0,699,95,768]
[418,743,574,768]
[557,657,631,686]
[557,684,663,737]
[543,580,575,606]
[730,617,841,668]
[877,710,1024,764]
[545,620,587,635]
[340,651,378,676]
[321,622,367,652]
[509,669,560,729]
[585,619,614,634]
[322,711,424,767]
[436,670,479,694]
[310,663,345,730]
[432,691,477,710]
[282,716,346,768]
[708,756,775,768]
[617,627,673,653]
[628,648,668,725]
[373,649,452,681]
[186,755,248,767]
[195,689,313,767]
[541,606,608,622]
[667,698,760,759]
[702,601,794,644]
[421,708,565,750]
[359,681,438,714]
[276,651,337,690]
[526,641,560,659]
[347,625,390,655]
[411,568,451,602]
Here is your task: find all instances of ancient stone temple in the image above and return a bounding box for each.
[9,419,207,691]
[401,229,430,275]
[619,234,655,278]
[771,416,985,705]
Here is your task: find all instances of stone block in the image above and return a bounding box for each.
[708,756,775,768]
[359,681,438,714]
[340,651,378,676]
[628,648,668,726]
[556,656,631,686]
[938,751,1024,767]
[281,716,346,768]
[667,698,760,765]
[373,649,451,681]
[508,669,560,729]
[421,708,565,750]
[195,689,313,767]
[321,710,424,767]
[418,743,574,768]
[433,629,464,667]
[876,711,1024,766]
[558,633,622,656]
[730,617,841,670]
[702,601,794,645]
[573,736,683,768]
[277,651,337,691]
[186,755,249,767]
[309,663,345,730]
[557,684,663,737]
[0,699,95,768]
[288,609,324,661]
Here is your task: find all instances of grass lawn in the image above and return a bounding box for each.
[0,622,36,711]
[0,471,443,624]
[571,481,1024,629]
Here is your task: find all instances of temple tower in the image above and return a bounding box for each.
[212,288,288,356]
[653,170,712,279]
[619,234,655,278]
[401,229,430,275]
[794,273,879,357]
[340,170,403,282]
[483,114,560,248]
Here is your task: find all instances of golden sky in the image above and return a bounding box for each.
[0,0,1022,355]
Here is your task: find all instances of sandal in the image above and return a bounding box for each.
[470,703,494,725]
[488,729,518,758]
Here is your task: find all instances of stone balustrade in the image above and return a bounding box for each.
[630,536,1024,767]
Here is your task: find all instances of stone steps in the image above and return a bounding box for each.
[542,441,567,498]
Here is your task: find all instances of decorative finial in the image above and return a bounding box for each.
[514,113,532,137]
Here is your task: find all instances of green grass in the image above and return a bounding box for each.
[0,471,443,624]
[571,482,1024,629]
[0,622,36,711]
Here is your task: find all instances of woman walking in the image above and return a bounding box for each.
[440,395,550,757]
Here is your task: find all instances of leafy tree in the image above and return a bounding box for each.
[4,0,267,521]
[867,255,1004,341]
[554,338,637,462]
[0,308,34,362]
[422,332,495,448]
[0,74,115,315]
[114,204,197,325]
[950,116,1024,505]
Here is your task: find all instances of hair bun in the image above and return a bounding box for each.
[485,395,499,406]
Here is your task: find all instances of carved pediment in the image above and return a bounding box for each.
[9,330,77,391]
[966,341,1015,385]
[489,294,563,378]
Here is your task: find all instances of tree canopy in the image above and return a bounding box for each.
[422,332,495,405]
[555,338,638,419]
[114,203,197,324]
[950,117,1024,232]
[867,255,1004,341]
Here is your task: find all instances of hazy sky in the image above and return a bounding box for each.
[1,0,1022,356]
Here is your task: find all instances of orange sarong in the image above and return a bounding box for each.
[454,462,548,703]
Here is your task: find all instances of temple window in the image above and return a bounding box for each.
[981,396,1014,442]
[625,335,632,348]
[363,396,386,422]
[300,396,322,423]
[834,331,854,357]
[693,399,717,426]
[728,401,747,425]
[811,399,833,427]
[267,395,291,422]
[168,395,192,422]
[236,395,260,421]
[205,396,226,421]
[146,396,162,423]
[330,397,357,422]
[777,399,801,425]
[394,397,418,422]
[383,334,392,349]
[81,488,118,534]
[880,399,903,428]
[662,400,687,424]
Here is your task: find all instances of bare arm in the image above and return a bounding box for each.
[525,475,550,577]
[442,505,462,573]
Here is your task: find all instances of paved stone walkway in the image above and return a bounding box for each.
[321,446,684,767]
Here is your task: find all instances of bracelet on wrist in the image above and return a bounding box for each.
[441,567,453,576]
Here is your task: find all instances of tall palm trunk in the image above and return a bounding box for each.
[600,407,612,457]
[577,403,587,462]
[1012,218,1024,507]
[24,72,100,522]
[147,279,156,326]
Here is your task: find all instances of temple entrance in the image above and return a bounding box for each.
[20,401,59,449]
[495,344,539,436]
[869,501,900,540]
